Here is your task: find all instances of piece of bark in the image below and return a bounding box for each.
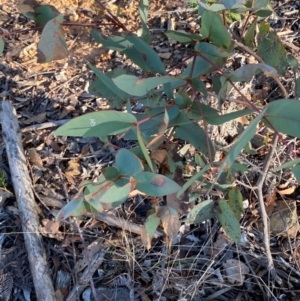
[0,101,56,301]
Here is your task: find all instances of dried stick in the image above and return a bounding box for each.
[234,39,289,283]
[21,119,70,132]
[0,101,56,301]
[66,249,106,301]
[255,134,278,281]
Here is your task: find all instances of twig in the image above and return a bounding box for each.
[255,134,278,282]
[0,101,56,301]
[87,211,164,238]
[94,0,127,31]
[21,119,70,132]
[66,247,106,301]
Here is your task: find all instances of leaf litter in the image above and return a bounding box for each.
[1,0,300,300]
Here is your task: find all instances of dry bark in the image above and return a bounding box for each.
[0,101,56,301]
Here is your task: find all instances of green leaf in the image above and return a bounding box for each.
[195,154,206,168]
[233,63,279,81]
[254,8,273,17]
[34,4,61,26]
[138,0,151,44]
[218,108,267,174]
[200,11,232,50]
[112,74,185,97]
[273,158,300,172]
[186,102,254,125]
[184,200,215,223]
[257,22,288,75]
[195,42,230,58]
[296,76,300,99]
[136,127,154,172]
[182,45,228,79]
[175,121,215,158]
[56,198,85,221]
[37,14,68,63]
[253,0,269,9]
[85,179,131,205]
[54,111,136,138]
[91,30,165,74]
[145,212,161,240]
[264,99,300,138]
[191,77,207,98]
[287,55,299,70]
[103,167,119,181]
[206,109,254,125]
[244,18,257,47]
[198,0,246,11]
[214,200,241,244]
[177,165,211,198]
[115,149,143,176]
[135,171,181,196]
[0,38,4,56]
[165,31,202,43]
[88,64,129,101]
[292,165,300,181]
[228,187,243,220]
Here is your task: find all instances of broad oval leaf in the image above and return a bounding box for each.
[264,99,300,138]
[184,200,215,224]
[92,30,166,74]
[55,111,136,138]
[145,212,161,240]
[228,187,243,220]
[175,121,215,158]
[200,11,232,50]
[112,74,186,97]
[37,14,68,63]
[85,180,131,205]
[257,22,288,75]
[103,166,119,181]
[115,149,143,176]
[213,200,241,244]
[88,64,129,101]
[34,4,61,27]
[135,171,181,196]
[165,31,202,43]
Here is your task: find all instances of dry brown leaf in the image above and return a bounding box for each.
[23,112,47,124]
[212,232,229,257]
[166,167,190,214]
[75,238,103,272]
[39,219,64,240]
[58,105,75,119]
[146,134,165,149]
[156,206,180,240]
[65,160,81,177]
[223,259,249,285]
[140,227,152,250]
[276,185,296,195]
[151,149,172,175]
[257,200,299,236]
[236,116,249,125]
[27,148,44,169]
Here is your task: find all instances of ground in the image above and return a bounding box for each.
[1,0,300,300]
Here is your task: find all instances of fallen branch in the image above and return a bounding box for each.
[0,101,56,301]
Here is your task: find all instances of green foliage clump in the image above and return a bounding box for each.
[2,0,300,246]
